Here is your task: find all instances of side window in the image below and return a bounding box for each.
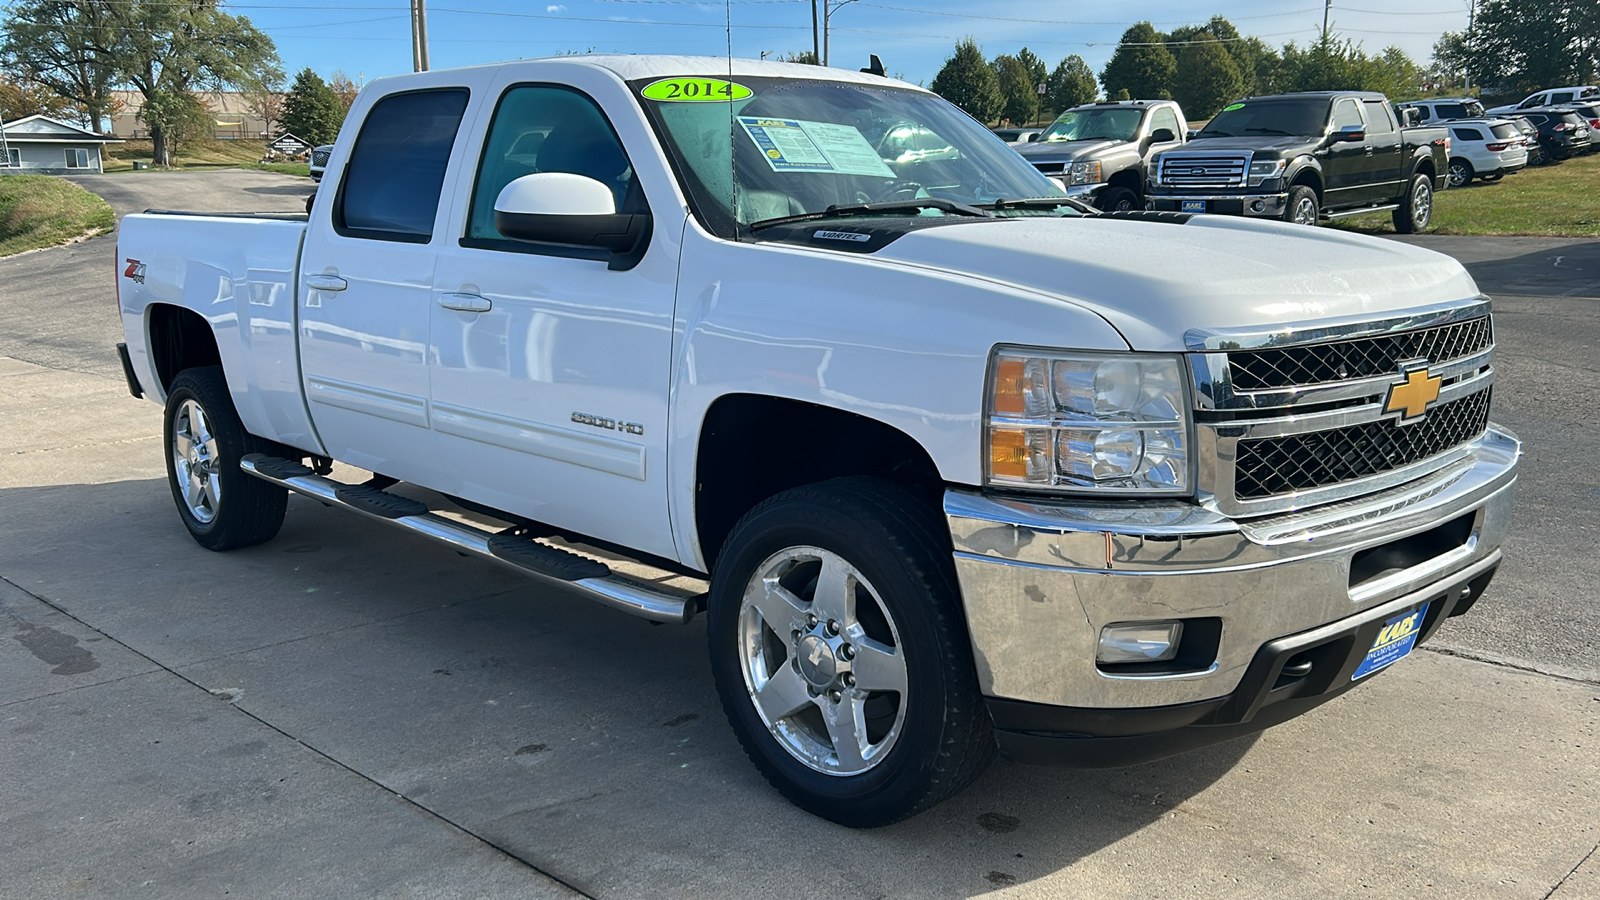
[1437,103,1466,119]
[1332,99,1364,130]
[1150,107,1181,139]
[1413,106,1431,121]
[466,84,640,244]
[1363,100,1395,133]
[1519,94,1541,109]
[1552,92,1574,104]
[336,88,469,243]
[1451,127,1482,143]
[65,148,89,168]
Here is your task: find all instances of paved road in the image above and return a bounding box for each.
[2,174,1597,898]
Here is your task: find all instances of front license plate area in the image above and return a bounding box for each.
[1352,603,1429,680]
[1181,200,1207,213]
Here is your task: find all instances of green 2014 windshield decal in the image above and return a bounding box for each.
[641,77,753,102]
[1222,102,1245,111]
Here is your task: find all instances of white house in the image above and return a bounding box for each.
[0,116,123,175]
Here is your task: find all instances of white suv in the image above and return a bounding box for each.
[1445,119,1530,185]
[1489,85,1600,116]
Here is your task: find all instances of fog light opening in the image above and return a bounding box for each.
[1097,621,1183,665]
[1250,200,1266,213]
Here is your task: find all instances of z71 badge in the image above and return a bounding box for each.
[123,258,146,284]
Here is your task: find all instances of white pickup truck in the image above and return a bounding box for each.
[113,55,1519,827]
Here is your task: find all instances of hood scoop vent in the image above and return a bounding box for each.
[1096,210,1194,225]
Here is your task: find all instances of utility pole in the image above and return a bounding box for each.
[811,0,820,65]
[411,0,430,72]
[1464,0,1476,93]
[1322,0,1331,42]
[822,0,859,67]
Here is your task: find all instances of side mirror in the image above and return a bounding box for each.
[1027,132,1041,142]
[1185,129,1198,140]
[493,172,649,261]
[1148,127,1176,144]
[1331,125,1366,143]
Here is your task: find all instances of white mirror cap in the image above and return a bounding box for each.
[494,172,616,217]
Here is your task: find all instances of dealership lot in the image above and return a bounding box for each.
[2,172,1597,898]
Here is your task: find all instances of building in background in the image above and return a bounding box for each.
[0,115,122,174]
[108,90,277,140]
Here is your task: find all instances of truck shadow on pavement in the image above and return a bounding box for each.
[1,478,1253,897]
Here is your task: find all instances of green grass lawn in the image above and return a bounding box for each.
[0,175,116,257]
[1334,149,1600,237]
[105,138,311,177]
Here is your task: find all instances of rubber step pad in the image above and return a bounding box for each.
[333,482,429,519]
[245,454,314,480]
[487,533,611,581]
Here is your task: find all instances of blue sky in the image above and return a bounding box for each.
[234,0,1475,89]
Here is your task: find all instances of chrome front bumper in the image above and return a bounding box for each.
[945,425,1520,711]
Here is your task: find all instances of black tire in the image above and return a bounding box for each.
[707,477,993,828]
[1391,173,1434,234]
[1284,184,1319,225]
[163,366,288,551]
[1095,185,1139,213]
[1447,158,1473,187]
[1482,172,1504,181]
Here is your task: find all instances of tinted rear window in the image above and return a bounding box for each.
[1437,103,1467,119]
[1490,124,1518,139]
[337,89,470,242]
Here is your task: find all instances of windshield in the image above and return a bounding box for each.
[1040,107,1143,142]
[1198,99,1331,138]
[631,75,1069,236]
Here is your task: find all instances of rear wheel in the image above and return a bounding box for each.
[163,366,288,551]
[1095,186,1139,213]
[1284,185,1319,225]
[1391,173,1434,234]
[1447,158,1473,187]
[707,477,993,827]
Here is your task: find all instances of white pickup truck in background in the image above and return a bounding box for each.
[113,55,1519,827]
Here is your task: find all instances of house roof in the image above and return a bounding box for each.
[0,115,123,143]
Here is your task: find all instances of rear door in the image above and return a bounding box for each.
[298,84,473,482]
[1361,99,1403,202]
[425,69,683,559]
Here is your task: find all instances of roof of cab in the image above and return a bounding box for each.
[366,54,922,92]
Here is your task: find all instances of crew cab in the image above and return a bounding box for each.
[1015,99,1187,211]
[113,57,1519,828]
[1146,91,1448,232]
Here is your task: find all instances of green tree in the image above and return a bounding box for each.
[1016,47,1048,96]
[0,0,120,132]
[1370,46,1422,100]
[1172,34,1245,120]
[1046,55,1098,115]
[991,54,1040,125]
[779,50,818,65]
[0,73,74,122]
[930,38,1002,124]
[1101,23,1177,100]
[1463,0,1598,98]
[1429,31,1474,94]
[99,0,280,165]
[281,68,345,146]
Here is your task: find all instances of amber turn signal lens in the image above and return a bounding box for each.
[990,428,1031,479]
[992,357,1027,416]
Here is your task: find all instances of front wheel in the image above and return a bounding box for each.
[1284,185,1319,225]
[1391,173,1434,234]
[163,366,288,550]
[707,478,993,827]
[1095,185,1139,213]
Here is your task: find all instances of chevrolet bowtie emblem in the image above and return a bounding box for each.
[1384,363,1442,424]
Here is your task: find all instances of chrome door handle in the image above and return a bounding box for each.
[305,274,348,292]
[438,293,492,313]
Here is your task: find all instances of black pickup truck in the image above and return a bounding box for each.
[1146,91,1449,233]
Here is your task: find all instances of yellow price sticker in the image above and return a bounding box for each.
[641,77,752,102]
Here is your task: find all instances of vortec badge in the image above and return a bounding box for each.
[813,230,871,243]
[1383,362,1442,424]
[123,258,146,284]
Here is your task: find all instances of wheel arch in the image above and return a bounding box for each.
[145,303,222,397]
[1286,158,1323,197]
[693,394,944,571]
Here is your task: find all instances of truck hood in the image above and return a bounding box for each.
[1168,135,1319,157]
[1016,139,1125,162]
[871,215,1480,351]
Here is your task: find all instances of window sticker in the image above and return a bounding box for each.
[641,77,752,102]
[1221,102,1245,112]
[738,117,895,177]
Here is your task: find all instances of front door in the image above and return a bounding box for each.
[427,77,681,560]
[298,86,473,481]
[1321,98,1368,209]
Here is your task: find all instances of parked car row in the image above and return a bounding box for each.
[993,83,1595,230]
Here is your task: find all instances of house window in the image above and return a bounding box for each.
[65,148,90,169]
[2,148,18,167]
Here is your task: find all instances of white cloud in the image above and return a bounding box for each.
[546,4,566,12]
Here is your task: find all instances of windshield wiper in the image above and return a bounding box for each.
[980,196,1096,214]
[1196,129,1234,137]
[748,198,992,231]
[1243,127,1296,136]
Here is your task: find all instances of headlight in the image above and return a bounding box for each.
[1069,160,1103,185]
[987,350,1191,495]
[1246,159,1287,186]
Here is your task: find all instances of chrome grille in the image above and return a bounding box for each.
[1228,316,1492,390]
[1234,389,1491,500]
[310,148,331,167]
[1158,153,1249,188]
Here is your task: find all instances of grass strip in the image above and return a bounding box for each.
[1335,149,1600,237]
[0,175,117,257]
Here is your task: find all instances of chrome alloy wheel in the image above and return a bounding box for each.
[1291,195,1318,225]
[738,546,908,776]
[1447,162,1470,187]
[1411,180,1433,229]
[171,398,221,523]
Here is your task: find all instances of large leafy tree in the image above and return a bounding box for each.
[1172,34,1245,120]
[1101,23,1177,100]
[99,0,281,165]
[1459,0,1599,98]
[1015,47,1048,97]
[280,68,345,146]
[991,54,1039,125]
[930,38,1002,124]
[0,0,121,132]
[0,73,74,122]
[1046,55,1098,116]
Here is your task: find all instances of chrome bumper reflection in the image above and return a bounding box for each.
[946,425,1520,709]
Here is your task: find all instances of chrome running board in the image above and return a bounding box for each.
[240,454,699,624]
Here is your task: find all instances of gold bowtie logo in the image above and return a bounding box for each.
[1384,364,1442,423]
